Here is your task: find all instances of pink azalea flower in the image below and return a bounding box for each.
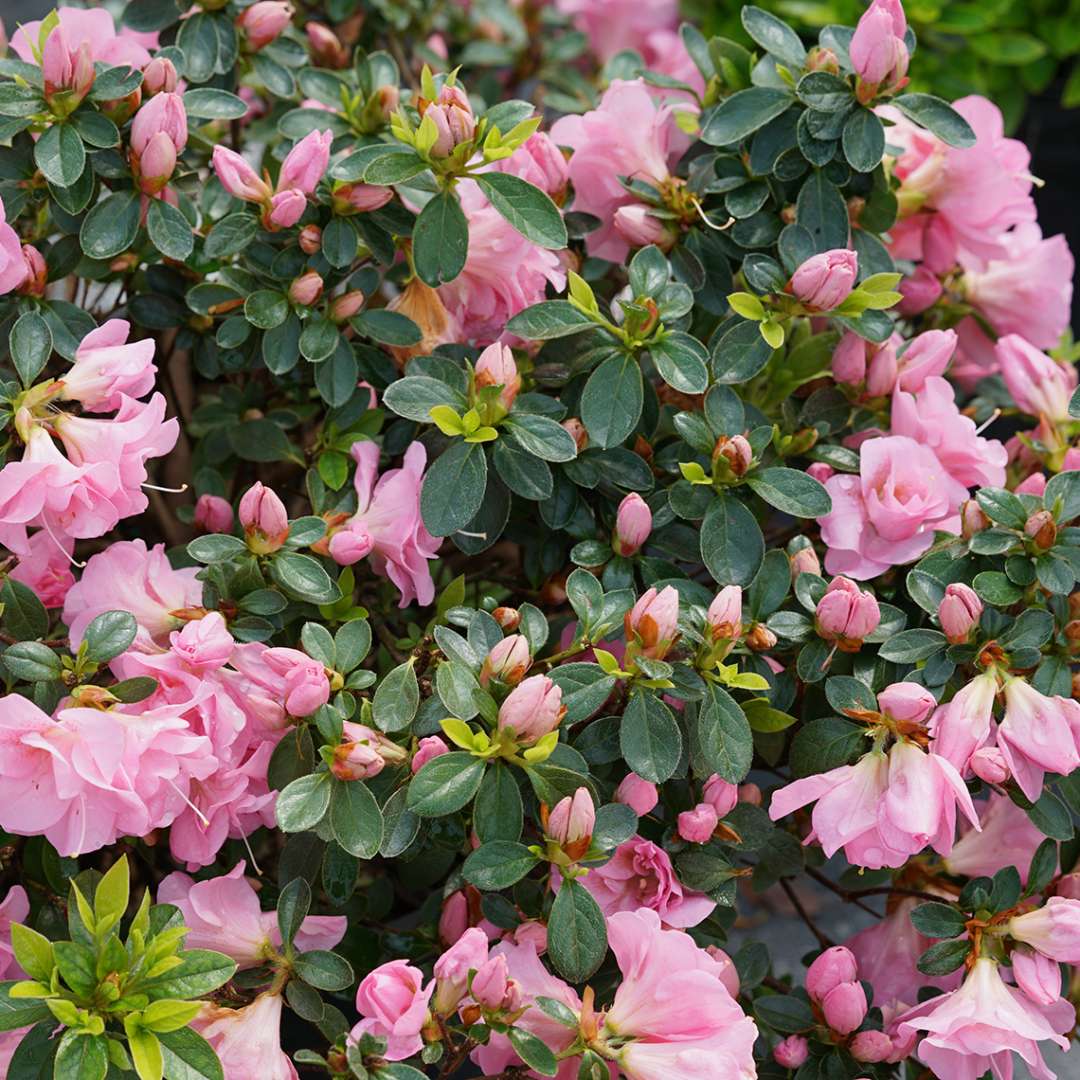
[158,862,345,966]
[928,671,998,775]
[895,329,956,392]
[278,129,333,195]
[996,680,1080,802]
[896,957,1072,1080]
[327,441,440,607]
[601,908,757,1080]
[996,334,1078,422]
[228,643,330,718]
[62,539,202,648]
[0,195,28,295]
[550,79,686,262]
[59,319,157,412]
[11,7,158,72]
[436,178,566,344]
[580,835,715,927]
[489,133,569,200]
[0,886,30,979]
[194,992,298,1080]
[350,959,434,1061]
[9,537,75,608]
[964,225,1074,351]
[553,0,679,62]
[768,739,979,869]
[818,435,959,579]
[945,795,1051,883]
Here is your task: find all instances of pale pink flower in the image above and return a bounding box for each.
[819,435,958,579]
[194,993,298,1080]
[806,946,859,1002]
[422,84,475,157]
[554,0,679,63]
[141,56,178,95]
[158,862,344,966]
[997,680,1080,803]
[997,334,1078,422]
[850,0,908,86]
[264,188,307,229]
[0,195,28,295]
[678,804,718,844]
[479,635,531,688]
[938,583,983,644]
[168,612,235,672]
[237,1,294,50]
[433,927,489,1014]
[212,145,272,202]
[411,735,449,773]
[945,794,1050,883]
[489,133,569,200]
[0,886,29,979]
[789,249,858,311]
[580,835,715,927]
[897,957,1072,1080]
[327,441,440,607]
[437,178,566,344]
[474,341,521,412]
[62,538,202,648]
[351,959,433,1061]
[895,329,956,391]
[814,575,880,644]
[613,492,652,557]
[550,79,685,262]
[278,129,333,195]
[823,980,868,1034]
[497,674,564,746]
[768,740,979,869]
[703,775,738,818]
[9,538,75,608]
[877,682,937,725]
[193,493,233,533]
[229,644,329,718]
[615,773,659,815]
[1010,897,1080,964]
[928,671,998,776]
[897,265,943,315]
[12,7,155,73]
[602,908,757,1080]
[774,1035,809,1068]
[238,481,289,553]
[546,787,595,853]
[1011,948,1062,1007]
[60,319,157,411]
[130,91,187,156]
[614,205,674,251]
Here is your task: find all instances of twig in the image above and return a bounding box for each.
[778,877,834,949]
[802,866,882,917]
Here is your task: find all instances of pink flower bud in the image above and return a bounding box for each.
[562,418,588,452]
[142,57,178,96]
[264,188,307,230]
[850,1030,893,1063]
[738,782,763,806]
[703,775,738,818]
[332,722,406,780]
[790,249,858,311]
[238,1,294,50]
[789,544,821,580]
[330,289,365,322]
[998,334,1078,422]
[704,945,740,998]
[546,787,594,858]
[613,205,674,251]
[625,585,679,660]
[42,27,94,109]
[806,946,859,1004]
[961,499,989,538]
[261,646,331,717]
[1054,874,1080,901]
[615,773,658,816]
[131,92,188,156]
[412,735,450,774]
[806,462,833,485]
[439,891,470,946]
[822,980,867,1034]
[479,634,531,688]
[333,182,395,214]
[1064,448,1080,472]
[613,493,652,557]
[424,84,475,157]
[298,224,322,254]
[1009,897,1080,963]
[497,674,564,746]
[433,927,487,1014]
[136,131,176,194]
[876,682,936,725]
[1016,472,1048,497]
[897,267,943,316]
[850,0,909,87]
[833,332,868,385]
[773,1035,809,1068]
[193,493,233,534]
[239,481,289,553]
[706,585,742,642]
[474,342,520,412]
[713,433,753,476]
[816,576,880,649]
[288,270,324,307]
[17,245,47,298]
[212,145,272,202]
[169,611,234,671]
[865,343,898,397]
[1011,947,1062,1007]
[1025,509,1057,551]
[471,954,518,1011]
[279,129,333,196]
[678,803,718,844]
[938,583,983,644]
[490,133,569,201]
[306,23,349,68]
[969,746,1009,785]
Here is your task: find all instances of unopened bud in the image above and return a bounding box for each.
[806,46,840,74]
[16,245,47,297]
[938,583,982,644]
[142,56,178,95]
[479,634,530,688]
[789,543,821,580]
[1025,510,1057,550]
[306,23,349,68]
[288,270,324,307]
[492,606,520,631]
[712,434,752,477]
[298,224,323,254]
[961,499,989,538]
[745,623,777,651]
[561,418,588,452]
[330,290,365,322]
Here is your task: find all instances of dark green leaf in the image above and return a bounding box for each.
[547,879,607,982]
[413,190,468,287]
[473,172,567,249]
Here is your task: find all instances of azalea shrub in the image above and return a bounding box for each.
[1,0,1080,1079]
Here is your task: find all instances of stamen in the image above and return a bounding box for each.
[40,517,87,567]
[165,777,211,827]
[975,408,1001,435]
[142,481,189,494]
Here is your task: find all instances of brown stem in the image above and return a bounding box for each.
[778,876,834,949]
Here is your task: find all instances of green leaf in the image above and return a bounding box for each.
[80,191,141,259]
[380,788,421,858]
[701,493,764,586]
[620,691,682,783]
[82,610,138,663]
[276,878,311,950]
[353,310,422,347]
[507,1028,558,1077]
[203,213,258,259]
[1026,838,1058,897]
[1026,789,1074,840]
[383,375,468,423]
[330,778,383,858]
[698,684,753,783]
[372,659,420,732]
[503,414,578,462]
[276,773,333,832]
[842,108,885,173]
[548,664,616,724]
[147,199,194,261]
[0,982,51,1032]
[126,1024,164,1080]
[892,93,976,148]
[54,1031,107,1080]
[581,353,644,449]
[182,87,247,119]
[10,924,54,983]
[754,994,815,1034]
[741,6,806,67]
[293,949,354,992]
[916,937,970,976]
[186,533,246,563]
[472,173,567,249]
[1044,470,1080,522]
[420,439,488,537]
[909,902,967,939]
[94,855,130,927]
[797,71,852,111]
[10,311,52,388]
[407,752,486,816]
[245,290,289,330]
[506,300,595,340]
[34,124,85,188]
[649,332,709,394]
[158,1026,225,1080]
[877,628,946,663]
[363,149,429,184]
[474,762,524,843]
[796,170,849,253]
[463,840,538,890]
[747,467,831,517]
[413,190,468,287]
[711,319,774,383]
[1,579,48,641]
[701,87,793,146]
[547,879,607,983]
[790,717,865,777]
[269,552,341,605]
[138,949,236,1000]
